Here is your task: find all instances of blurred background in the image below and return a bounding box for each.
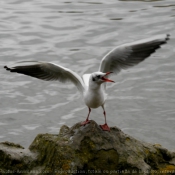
[0,0,175,150]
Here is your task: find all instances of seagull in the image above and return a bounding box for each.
[4,34,170,131]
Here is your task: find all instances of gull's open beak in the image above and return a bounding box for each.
[101,72,115,83]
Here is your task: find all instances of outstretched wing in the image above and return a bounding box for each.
[99,34,170,74]
[4,61,85,94]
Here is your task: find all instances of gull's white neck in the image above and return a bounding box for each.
[88,80,102,90]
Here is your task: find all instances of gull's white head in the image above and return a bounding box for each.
[89,72,114,88]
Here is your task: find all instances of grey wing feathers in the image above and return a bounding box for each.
[4,61,85,93]
[99,34,170,74]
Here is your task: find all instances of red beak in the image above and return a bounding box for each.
[101,72,115,83]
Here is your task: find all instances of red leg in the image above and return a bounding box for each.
[100,105,110,131]
[81,107,91,126]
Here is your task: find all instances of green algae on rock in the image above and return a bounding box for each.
[0,120,175,175]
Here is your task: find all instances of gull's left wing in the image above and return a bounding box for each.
[99,34,170,74]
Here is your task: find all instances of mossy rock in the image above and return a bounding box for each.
[0,120,175,175]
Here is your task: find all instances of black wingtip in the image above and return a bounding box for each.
[4,66,15,72]
[4,66,10,71]
[160,34,170,45]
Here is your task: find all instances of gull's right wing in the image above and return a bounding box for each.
[4,61,85,94]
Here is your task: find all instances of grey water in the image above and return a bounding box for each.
[0,0,175,150]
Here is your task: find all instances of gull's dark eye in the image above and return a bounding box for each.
[92,77,95,81]
[97,75,101,78]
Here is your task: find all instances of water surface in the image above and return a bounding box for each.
[0,0,175,150]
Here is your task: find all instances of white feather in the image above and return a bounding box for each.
[82,74,91,87]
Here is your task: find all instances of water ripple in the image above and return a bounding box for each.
[22,124,41,130]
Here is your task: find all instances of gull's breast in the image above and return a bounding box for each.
[84,89,106,108]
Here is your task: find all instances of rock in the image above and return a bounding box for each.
[0,141,37,174]
[0,120,175,175]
